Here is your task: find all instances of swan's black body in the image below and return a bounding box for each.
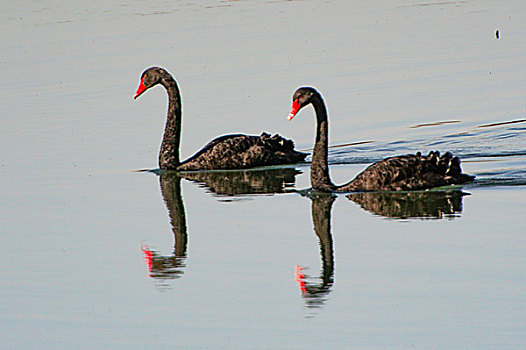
[288,87,475,192]
[134,67,307,170]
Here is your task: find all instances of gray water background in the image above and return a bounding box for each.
[1,1,525,349]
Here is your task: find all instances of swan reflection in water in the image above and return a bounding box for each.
[143,166,468,302]
[295,189,468,311]
[295,193,335,309]
[180,166,301,197]
[347,190,468,219]
[142,173,188,281]
[142,167,302,282]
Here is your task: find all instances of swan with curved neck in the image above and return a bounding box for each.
[134,67,307,170]
[288,87,475,192]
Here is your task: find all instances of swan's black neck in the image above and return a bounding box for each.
[159,75,182,169]
[310,94,335,191]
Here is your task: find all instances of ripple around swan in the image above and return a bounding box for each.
[325,121,526,163]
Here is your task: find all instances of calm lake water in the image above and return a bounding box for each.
[2,1,525,349]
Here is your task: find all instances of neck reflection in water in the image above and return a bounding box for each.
[295,193,336,310]
[142,173,188,282]
[142,167,303,285]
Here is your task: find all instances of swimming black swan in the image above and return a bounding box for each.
[287,87,475,192]
[134,67,307,170]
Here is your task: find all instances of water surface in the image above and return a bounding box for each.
[1,1,525,349]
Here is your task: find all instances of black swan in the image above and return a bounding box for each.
[287,87,475,192]
[134,67,307,170]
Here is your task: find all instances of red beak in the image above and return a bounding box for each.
[288,99,301,120]
[134,78,147,99]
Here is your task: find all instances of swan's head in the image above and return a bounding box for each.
[288,87,320,120]
[134,67,168,99]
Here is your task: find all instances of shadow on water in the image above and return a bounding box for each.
[141,167,303,284]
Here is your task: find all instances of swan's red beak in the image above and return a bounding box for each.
[288,99,301,121]
[134,78,147,99]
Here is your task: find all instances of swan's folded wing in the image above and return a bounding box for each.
[178,133,307,171]
[343,152,473,191]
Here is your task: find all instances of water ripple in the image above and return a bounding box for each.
[328,120,526,162]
